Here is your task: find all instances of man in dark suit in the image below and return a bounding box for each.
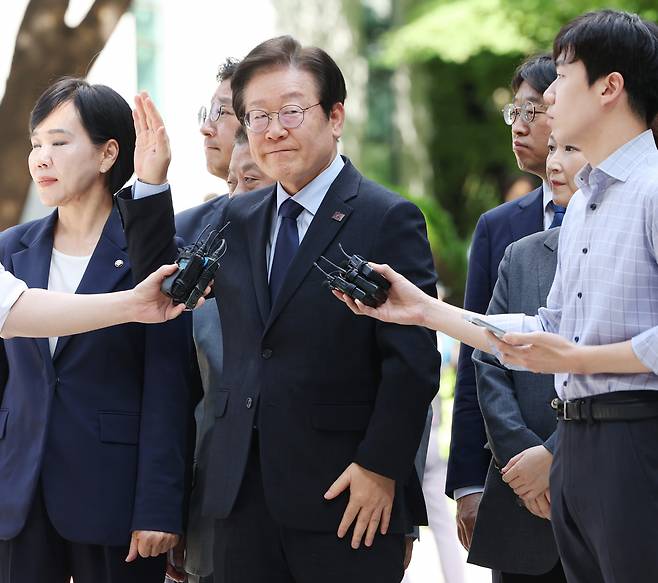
[446,54,557,551]
[168,57,242,583]
[118,36,440,583]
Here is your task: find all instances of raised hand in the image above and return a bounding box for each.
[332,263,433,326]
[133,91,171,185]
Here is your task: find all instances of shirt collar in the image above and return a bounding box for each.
[275,154,345,217]
[576,129,656,192]
[542,180,554,210]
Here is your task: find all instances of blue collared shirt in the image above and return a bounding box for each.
[489,130,658,399]
[266,154,344,278]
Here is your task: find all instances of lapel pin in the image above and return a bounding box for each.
[331,211,345,222]
[114,259,124,268]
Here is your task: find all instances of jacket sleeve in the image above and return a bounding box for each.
[352,200,441,482]
[445,214,492,496]
[473,243,544,467]
[115,186,180,283]
[130,311,197,535]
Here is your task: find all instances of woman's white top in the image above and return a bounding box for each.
[0,263,28,332]
[47,249,91,356]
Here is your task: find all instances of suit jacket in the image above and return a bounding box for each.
[0,209,195,544]
[446,187,544,496]
[176,196,225,577]
[116,158,441,534]
[468,228,560,574]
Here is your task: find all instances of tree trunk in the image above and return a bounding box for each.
[0,0,132,230]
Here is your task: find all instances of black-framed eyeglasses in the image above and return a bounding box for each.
[502,101,547,125]
[243,103,321,133]
[198,102,235,127]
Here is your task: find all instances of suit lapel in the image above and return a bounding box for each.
[509,186,544,242]
[245,187,276,326]
[53,209,130,360]
[11,212,58,366]
[264,163,359,335]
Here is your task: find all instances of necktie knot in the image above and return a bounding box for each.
[549,200,567,229]
[279,198,304,220]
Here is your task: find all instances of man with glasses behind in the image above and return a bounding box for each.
[118,35,440,583]
[166,59,241,583]
[446,54,557,563]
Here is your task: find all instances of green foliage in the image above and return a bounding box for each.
[357,0,655,304]
[405,191,469,301]
[381,0,533,65]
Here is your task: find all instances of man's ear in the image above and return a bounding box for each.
[599,72,625,108]
[329,102,345,141]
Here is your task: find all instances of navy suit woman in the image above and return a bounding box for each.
[0,79,195,583]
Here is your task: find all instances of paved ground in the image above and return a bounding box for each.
[404,526,492,583]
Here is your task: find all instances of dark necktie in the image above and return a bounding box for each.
[269,198,304,302]
[549,201,567,229]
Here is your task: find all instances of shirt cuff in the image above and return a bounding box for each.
[454,486,485,500]
[133,179,169,200]
[479,314,542,371]
[631,327,658,375]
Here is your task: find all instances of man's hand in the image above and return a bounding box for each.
[456,492,481,550]
[131,264,209,323]
[125,530,179,562]
[332,263,433,327]
[133,91,171,185]
[404,537,414,569]
[324,462,395,549]
[524,489,551,520]
[501,445,553,502]
[487,330,584,374]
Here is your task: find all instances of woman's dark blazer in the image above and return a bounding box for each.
[0,208,195,545]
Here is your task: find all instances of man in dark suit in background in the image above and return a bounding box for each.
[166,58,243,583]
[119,36,440,583]
[446,54,557,551]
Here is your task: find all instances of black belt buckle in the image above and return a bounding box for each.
[552,397,581,421]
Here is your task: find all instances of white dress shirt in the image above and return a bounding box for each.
[47,249,91,355]
[266,154,344,277]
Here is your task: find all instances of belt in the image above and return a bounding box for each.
[551,393,658,422]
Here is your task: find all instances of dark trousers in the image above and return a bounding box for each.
[551,417,658,583]
[493,561,567,582]
[0,485,165,583]
[213,437,405,583]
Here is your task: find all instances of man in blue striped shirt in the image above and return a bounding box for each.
[335,10,658,583]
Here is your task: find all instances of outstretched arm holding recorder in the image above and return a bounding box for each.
[333,262,650,376]
[0,263,202,339]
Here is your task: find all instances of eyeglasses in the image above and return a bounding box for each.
[198,102,235,127]
[502,101,547,125]
[243,103,321,133]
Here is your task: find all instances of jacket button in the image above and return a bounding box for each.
[246,397,253,409]
[261,348,273,359]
